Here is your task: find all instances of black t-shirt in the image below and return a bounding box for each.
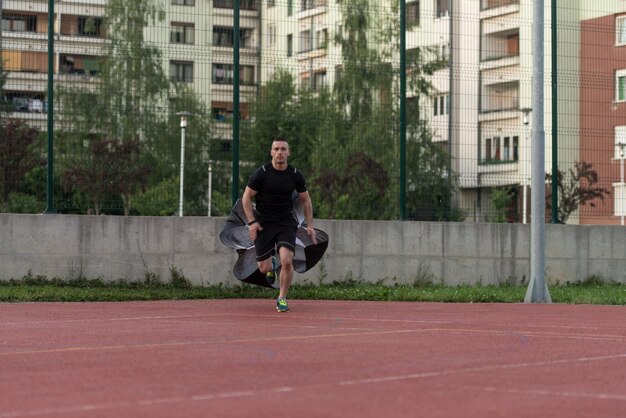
[247,163,307,222]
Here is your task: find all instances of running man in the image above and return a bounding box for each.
[242,138,317,312]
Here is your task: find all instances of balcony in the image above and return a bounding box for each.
[481,81,519,114]
[481,28,519,69]
[60,15,105,38]
[297,0,327,18]
[59,53,101,76]
[212,27,255,49]
[213,0,259,11]
[299,0,326,12]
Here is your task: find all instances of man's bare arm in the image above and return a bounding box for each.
[299,191,317,244]
[242,186,261,240]
[242,186,258,224]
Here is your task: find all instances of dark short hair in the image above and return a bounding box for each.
[273,137,289,144]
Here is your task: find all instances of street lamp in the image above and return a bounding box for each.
[207,160,213,217]
[521,108,532,224]
[176,111,192,217]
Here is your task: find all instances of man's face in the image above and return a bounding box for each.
[271,141,290,164]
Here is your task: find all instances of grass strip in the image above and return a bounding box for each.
[0,277,625,305]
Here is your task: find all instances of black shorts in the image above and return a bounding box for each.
[254,218,298,261]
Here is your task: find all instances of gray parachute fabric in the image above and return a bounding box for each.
[219,195,329,289]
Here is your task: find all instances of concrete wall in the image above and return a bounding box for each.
[1,214,625,285]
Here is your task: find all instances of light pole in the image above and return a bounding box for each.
[521,108,531,224]
[207,160,213,217]
[176,111,192,217]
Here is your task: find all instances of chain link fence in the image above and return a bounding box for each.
[1,0,624,223]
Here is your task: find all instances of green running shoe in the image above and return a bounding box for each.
[276,298,289,313]
[266,256,279,284]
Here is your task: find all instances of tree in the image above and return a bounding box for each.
[242,70,335,183]
[241,70,299,171]
[242,0,454,220]
[488,187,514,223]
[56,0,217,215]
[308,0,398,219]
[319,0,452,220]
[545,161,611,223]
[147,86,216,216]
[0,121,44,211]
[58,0,169,143]
[61,138,151,215]
[406,126,462,221]
[0,57,10,115]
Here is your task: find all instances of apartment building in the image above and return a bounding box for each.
[579,2,626,225]
[1,0,260,147]
[261,0,351,94]
[1,0,107,130]
[408,0,582,223]
[259,0,579,223]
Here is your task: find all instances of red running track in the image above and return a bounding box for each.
[1,299,625,417]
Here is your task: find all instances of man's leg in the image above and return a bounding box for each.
[257,257,273,274]
[255,223,275,274]
[277,245,295,300]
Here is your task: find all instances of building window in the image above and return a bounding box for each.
[313,70,326,91]
[220,140,232,153]
[617,16,626,45]
[441,44,450,60]
[436,0,449,17]
[211,101,249,122]
[481,135,519,163]
[1,14,37,32]
[213,27,253,48]
[77,17,104,37]
[316,28,328,49]
[212,63,255,85]
[212,103,232,122]
[433,94,449,116]
[287,34,293,57]
[267,24,276,46]
[170,61,193,83]
[60,54,100,75]
[171,23,195,44]
[407,1,420,26]
[615,126,626,159]
[616,69,626,102]
[493,137,501,160]
[5,91,46,113]
[299,30,313,53]
[288,0,294,16]
[268,0,276,6]
[301,0,326,10]
[171,0,195,5]
[503,137,511,160]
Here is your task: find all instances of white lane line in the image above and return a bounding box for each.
[461,385,626,401]
[3,353,626,417]
[0,387,295,417]
[339,353,626,386]
[1,326,626,357]
[2,312,621,335]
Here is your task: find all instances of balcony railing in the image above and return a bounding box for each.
[481,0,519,11]
[481,51,519,62]
[213,0,259,11]
[300,0,326,12]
